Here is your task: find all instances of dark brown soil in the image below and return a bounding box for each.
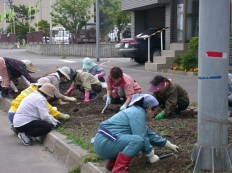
[52,83,201,173]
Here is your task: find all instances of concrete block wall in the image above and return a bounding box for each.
[26,44,120,57]
[0,42,17,49]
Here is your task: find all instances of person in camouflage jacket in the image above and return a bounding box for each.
[149,75,189,119]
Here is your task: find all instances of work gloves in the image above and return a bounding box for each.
[106,96,111,105]
[165,140,179,152]
[63,96,76,102]
[49,115,61,128]
[120,104,128,111]
[60,113,70,120]
[154,111,166,120]
[146,149,160,163]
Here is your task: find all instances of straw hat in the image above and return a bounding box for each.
[21,59,37,73]
[39,83,56,97]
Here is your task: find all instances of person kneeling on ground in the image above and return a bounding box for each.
[8,78,71,134]
[0,57,37,98]
[149,75,189,119]
[82,57,106,88]
[94,94,179,173]
[13,83,61,146]
[104,67,142,111]
[65,70,102,102]
[38,66,77,104]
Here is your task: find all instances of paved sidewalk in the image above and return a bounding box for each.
[0,110,68,173]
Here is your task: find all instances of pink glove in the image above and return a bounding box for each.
[84,90,90,102]
[65,85,75,96]
[97,72,104,78]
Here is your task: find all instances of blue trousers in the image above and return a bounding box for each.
[8,112,15,124]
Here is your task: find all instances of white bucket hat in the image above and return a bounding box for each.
[57,66,71,80]
[129,94,159,108]
[38,83,56,97]
[21,59,37,73]
[35,77,50,86]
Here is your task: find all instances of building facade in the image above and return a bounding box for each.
[122,0,199,49]
[0,0,94,31]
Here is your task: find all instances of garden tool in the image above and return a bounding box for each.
[159,153,178,160]
[101,103,109,114]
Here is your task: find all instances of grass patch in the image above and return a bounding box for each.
[60,56,67,59]
[57,127,94,152]
[83,153,102,163]
[68,167,80,173]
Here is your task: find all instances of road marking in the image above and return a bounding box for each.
[60,60,76,63]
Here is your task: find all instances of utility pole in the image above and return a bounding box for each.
[192,0,230,172]
[96,0,100,62]
[49,0,53,44]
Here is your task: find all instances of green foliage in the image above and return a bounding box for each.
[57,127,94,151]
[68,167,80,173]
[99,0,131,40]
[10,5,35,23]
[83,153,102,163]
[174,37,199,70]
[7,22,35,42]
[51,0,93,43]
[37,20,50,37]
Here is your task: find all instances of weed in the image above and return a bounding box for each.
[83,153,102,163]
[60,56,67,59]
[68,167,80,173]
[57,127,94,152]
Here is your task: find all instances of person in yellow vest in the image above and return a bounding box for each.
[8,78,70,134]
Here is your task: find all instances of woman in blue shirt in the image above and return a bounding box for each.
[94,94,179,173]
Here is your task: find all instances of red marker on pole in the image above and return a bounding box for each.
[206,51,224,58]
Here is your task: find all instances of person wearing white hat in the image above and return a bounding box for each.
[0,57,36,98]
[8,78,71,135]
[38,66,77,103]
[13,83,60,146]
[94,94,179,173]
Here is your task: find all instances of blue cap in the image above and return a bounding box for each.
[129,94,159,108]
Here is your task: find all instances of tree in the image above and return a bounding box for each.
[36,20,50,43]
[10,5,35,23]
[51,0,93,43]
[99,0,131,41]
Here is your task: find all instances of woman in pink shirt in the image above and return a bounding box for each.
[105,67,142,110]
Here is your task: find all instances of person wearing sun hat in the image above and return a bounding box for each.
[0,57,37,98]
[149,75,189,119]
[93,94,179,173]
[13,83,61,146]
[8,78,71,135]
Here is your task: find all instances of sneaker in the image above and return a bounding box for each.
[18,132,32,146]
[11,124,18,135]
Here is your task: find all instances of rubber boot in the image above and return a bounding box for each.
[106,158,116,171]
[112,153,133,173]
[83,90,90,102]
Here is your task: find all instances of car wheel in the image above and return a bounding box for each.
[134,57,146,64]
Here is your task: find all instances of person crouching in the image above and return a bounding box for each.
[13,83,60,146]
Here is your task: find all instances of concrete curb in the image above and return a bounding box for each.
[0,98,109,173]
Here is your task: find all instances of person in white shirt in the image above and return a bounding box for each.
[13,83,60,146]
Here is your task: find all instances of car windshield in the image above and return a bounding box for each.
[56,31,70,37]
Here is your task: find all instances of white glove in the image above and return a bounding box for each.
[60,113,70,119]
[64,96,76,102]
[146,149,159,163]
[165,140,179,152]
[49,115,61,127]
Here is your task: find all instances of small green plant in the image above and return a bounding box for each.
[83,153,102,163]
[60,56,67,59]
[68,167,80,173]
[57,127,94,152]
[174,37,199,71]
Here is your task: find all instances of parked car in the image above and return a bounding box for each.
[119,27,166,64]
[76,23,96,43]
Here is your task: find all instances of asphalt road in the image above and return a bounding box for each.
[0,48,197,103]
[0,110,68,173]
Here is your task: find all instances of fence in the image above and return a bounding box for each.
[0,33,16,43]
[26,43,120,57]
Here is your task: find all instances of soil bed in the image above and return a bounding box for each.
[53,83,231,173]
